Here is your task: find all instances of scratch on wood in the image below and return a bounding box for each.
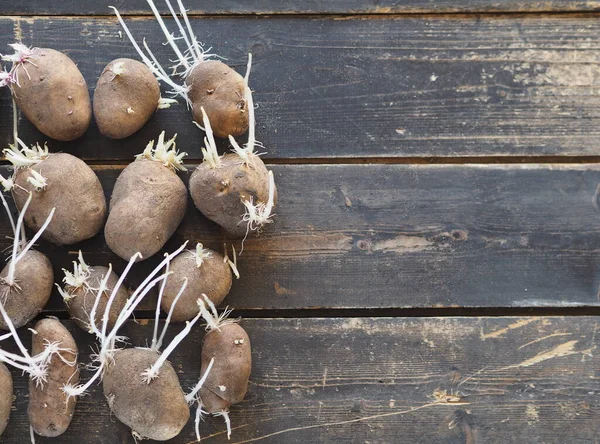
[274,282,296,296]
[518,332,572,350]
[322,368,327,389]
[371,235,439,253]
[481,318,539,340]
[525,404,539,425]
[505,340,580,369]
[13,20,22,41]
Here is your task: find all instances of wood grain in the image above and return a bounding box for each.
[2,164,600,312]
[2,15,600,159]
[1,316,599,443]
[3,0,600,15]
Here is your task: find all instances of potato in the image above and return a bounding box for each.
[11,47,91,141]
[0,363,11,436]
[161,246,232,322]
[200,322,251,413]
[105,155,187,262]
[64,266,130,332]
[12,153,107,245]
[28,318,79,437]
[0,250,53,330]
[187,61,248,139]
[103,348,190,441]
[94,58,160,139]
[190,153,276,237]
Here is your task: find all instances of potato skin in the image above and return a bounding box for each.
[200,323,251,413]
[94,58,160,139]
[0,250,53,330]
[13,153,107,245]
[189,154,277,237]
[28,318,79,437]
[12,48,91,141]
[0,363,12,436]
[105,159,187,261]
[65,266,129,332]
[161,249,232,322]
[187,61,248,138]
[103,348,190,441]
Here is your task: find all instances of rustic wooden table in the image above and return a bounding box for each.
[1,1,600,443]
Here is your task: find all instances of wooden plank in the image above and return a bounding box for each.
[2,15,600,159]
[1,316,599,443]
[3,0,600,15]
[3,164,600,312]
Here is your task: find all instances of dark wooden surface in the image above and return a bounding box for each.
[5,164,600,312]
[2,317,600,443]
[2,14,600,159]
[2,0,600,15]
[1,1,600,443]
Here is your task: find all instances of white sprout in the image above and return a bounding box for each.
[1,43,37,86]
[151,253,170,352]
[0,303,75,388]
[198,294,234,332]
[157,97,178,109]
[56,251,92,303]
[62,244,188,400]
[141,300,204,383]
[109,2,207,105]
[199,107,222,169]
[229,53,265,165]
[223,244,240,279]
[26,169,47,191]
[240,170,276,244]
[3,140,48,168]
[0,67,15,88]
[135,131,187,171]
[1,192,55,288]
[194,401,208,442]
[185,357,214,403]
[214,410,232,440]
[189,242,212,268]
[154,277,187,352]
[111,61,126,76]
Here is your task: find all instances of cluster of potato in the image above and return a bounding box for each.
[0,0,277,441]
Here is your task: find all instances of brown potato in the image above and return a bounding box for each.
[200,323,251,413]
[0,250,53,330]
[0,363,11,436]
[189,153,276,237]
[94,58,160,139]
[12,153,107,245]
[103,348,189,441]
[28,318,79,437]
[161,248,232,322]
[64,266,130,332]
[12,48,91,141]
[187,61,248,139]
[105,158,187,261]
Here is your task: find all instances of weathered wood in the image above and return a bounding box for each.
[1,317,599,443]
[2,164,600,312]
[2,15,600,159]
[3,0,600,15]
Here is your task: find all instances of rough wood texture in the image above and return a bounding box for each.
[1,317,599,443]
[2,0,600,15]
[2,164,600,312]
[2,15,600,159]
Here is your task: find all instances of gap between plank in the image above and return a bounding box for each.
[41,305,600,321]
[5,11,600,19]
[2,156,599,167]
